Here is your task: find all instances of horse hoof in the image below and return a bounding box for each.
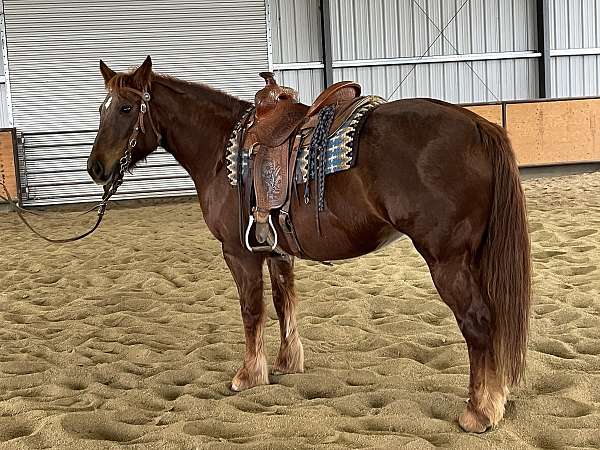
[459,407,492,433]
[273,339,304,375]
[231,362,269,392]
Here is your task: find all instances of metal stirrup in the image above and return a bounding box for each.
[244,214,278,253]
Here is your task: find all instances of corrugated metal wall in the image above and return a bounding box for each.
[549,0,600,97]
[270,0,324,104]
[6,1,268,134]
[270,0,539,103]
[3,0,269,205]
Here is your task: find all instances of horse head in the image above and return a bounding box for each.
[87,56,161,186]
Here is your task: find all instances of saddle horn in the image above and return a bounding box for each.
[259,72,277,86]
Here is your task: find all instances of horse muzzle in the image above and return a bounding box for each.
[87,156,117,186]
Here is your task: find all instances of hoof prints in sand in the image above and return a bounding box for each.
[0,173,599,448]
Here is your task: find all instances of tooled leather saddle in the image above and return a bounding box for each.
[239,72,363,254]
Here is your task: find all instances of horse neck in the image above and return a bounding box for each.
[151,77,249,181]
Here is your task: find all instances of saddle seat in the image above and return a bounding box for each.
[242,72,362,251]
[306,80,362,117]
[249,72,361,148]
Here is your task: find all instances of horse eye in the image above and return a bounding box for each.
[120,105,133,113]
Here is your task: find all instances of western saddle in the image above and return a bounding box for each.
[241,72,362,254]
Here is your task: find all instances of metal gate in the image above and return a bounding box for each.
[17,131,197,205]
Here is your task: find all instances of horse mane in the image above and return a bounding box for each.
[106,69,248,112]
[106,72,137,92]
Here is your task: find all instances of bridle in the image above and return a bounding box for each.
[0,85,162,243]
[102,86,162,200]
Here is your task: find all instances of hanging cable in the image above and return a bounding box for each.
[411,0,500,102]
[387,0,475,101]
[387,0,471,100]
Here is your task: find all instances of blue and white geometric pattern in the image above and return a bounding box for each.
[295,96,386,183]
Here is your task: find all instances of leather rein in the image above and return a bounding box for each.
[0,86,161,243]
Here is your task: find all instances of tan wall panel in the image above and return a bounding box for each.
[0,130,18,201]
[506,100,600,165]
[465,104,503,126]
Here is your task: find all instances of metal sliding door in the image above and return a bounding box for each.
[4,0,269,205]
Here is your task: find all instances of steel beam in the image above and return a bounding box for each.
[331,51,541,69]
[319,0,334,87]
[551,47,600,57]
[537,0,552,98]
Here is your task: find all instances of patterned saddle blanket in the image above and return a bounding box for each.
[226,95,386,187]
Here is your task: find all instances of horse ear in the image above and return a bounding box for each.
[100,60,116,85]
[132,55,153,87]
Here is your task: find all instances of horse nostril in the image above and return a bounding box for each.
[87,158,104,181]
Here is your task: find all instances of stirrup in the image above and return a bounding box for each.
[244,214,278,252]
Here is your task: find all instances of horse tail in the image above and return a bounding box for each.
[477,119,531,386]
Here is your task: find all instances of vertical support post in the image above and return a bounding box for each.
[1,12,14,126]
[537,0,551,98]
[319,0,334,88]
[265,0,274,72]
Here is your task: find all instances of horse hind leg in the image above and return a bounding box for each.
[428,254,508,432]
[267,255,304,374]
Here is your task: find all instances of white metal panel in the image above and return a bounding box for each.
[274,68,323,104]
[4,0,269,133]
[272,0,538,103]
[552,55,600,97]
[0,84,10,127]
[330,0,535,60]
[21,131,196,206]
[581,0,597,48]
[268,0,322,101]
[339,58,538,103]
[326,0,538,102]
[548,0,600,96]
[3,0,269,205]
[269,0,321,64]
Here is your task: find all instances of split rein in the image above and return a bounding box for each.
[0,87,161,243]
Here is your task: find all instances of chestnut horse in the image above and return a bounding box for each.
[88,57,530,432]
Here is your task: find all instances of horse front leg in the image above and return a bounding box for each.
[223,246,268,391]
[267,255,304,374]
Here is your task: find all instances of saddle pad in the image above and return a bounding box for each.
[225,95,386,187]
[295,95,385,183]
[225,108,252,186]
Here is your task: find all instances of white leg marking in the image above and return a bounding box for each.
[285,317,290,339]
